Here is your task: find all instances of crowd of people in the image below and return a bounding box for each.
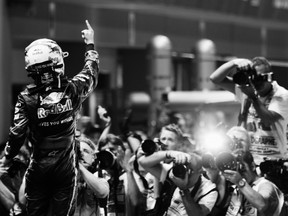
[0,19,288,216]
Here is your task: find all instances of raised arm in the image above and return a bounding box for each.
[72,20,99,98]
[210,58,252,94]
[78,163,109,198]
[137,149,191,180]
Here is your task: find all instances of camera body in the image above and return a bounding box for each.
[215,152,238,172]
[232,66,257,86]
[259,158,288,177]
[202,151,245,174]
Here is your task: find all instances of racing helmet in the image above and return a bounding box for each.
[25,38,68,84]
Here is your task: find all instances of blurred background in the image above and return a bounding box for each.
[1,0,288,143]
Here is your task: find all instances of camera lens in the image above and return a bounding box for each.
[97,150,116,169]
[141,139,157,155]
[172,164,187,179]
[233,71,250,85]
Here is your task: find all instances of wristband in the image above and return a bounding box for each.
[85,43,94,52]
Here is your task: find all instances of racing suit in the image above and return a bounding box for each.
[3,44,99,216]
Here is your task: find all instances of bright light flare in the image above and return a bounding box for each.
[200,131,231,155]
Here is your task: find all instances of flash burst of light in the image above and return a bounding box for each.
[200,131,229,154]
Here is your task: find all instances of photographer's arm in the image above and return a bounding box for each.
[18,176,26,207]
[124,156,145,207]
[137,150,168,180]
[126,134,141,153]
[209,60,237,93]
[0,180,15,210]
[137,150,190,180]
[78,163,109,198]
[223,170,268,213]
[250,96,282,124]
[238,181,272,214]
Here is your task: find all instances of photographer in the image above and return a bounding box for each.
[221,150,284,216]
[202,152,234,216]
[97,133,129,216]
[138,149,218,216]
[210,57,288,163]
[74,136,109,216]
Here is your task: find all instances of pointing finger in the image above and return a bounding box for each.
[85,20,92,30]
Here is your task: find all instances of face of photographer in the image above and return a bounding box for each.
[79,140,97,168]
[226,126,251,152]
[159,129,179,150]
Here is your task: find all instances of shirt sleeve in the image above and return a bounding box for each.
[256,180,284,216]
[71,46,100,102]
[268,85,288,119]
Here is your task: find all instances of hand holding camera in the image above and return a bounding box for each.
[222,169,243,186]
[231,58,262,100]
[231,58,253,73]
[202,151,247,185]
[169,163,190,190]
[168,151,192,165]
[232,59,256,86]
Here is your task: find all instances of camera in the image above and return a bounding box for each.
[214,151,246,173]
[172,163,189,179]
[97,150,117,169]
[215,152,238,172]
[141,139,158,156]
[232,66,257,86]
[141,139,165,156]
[259,158,288,177]
[259,158,288,194]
